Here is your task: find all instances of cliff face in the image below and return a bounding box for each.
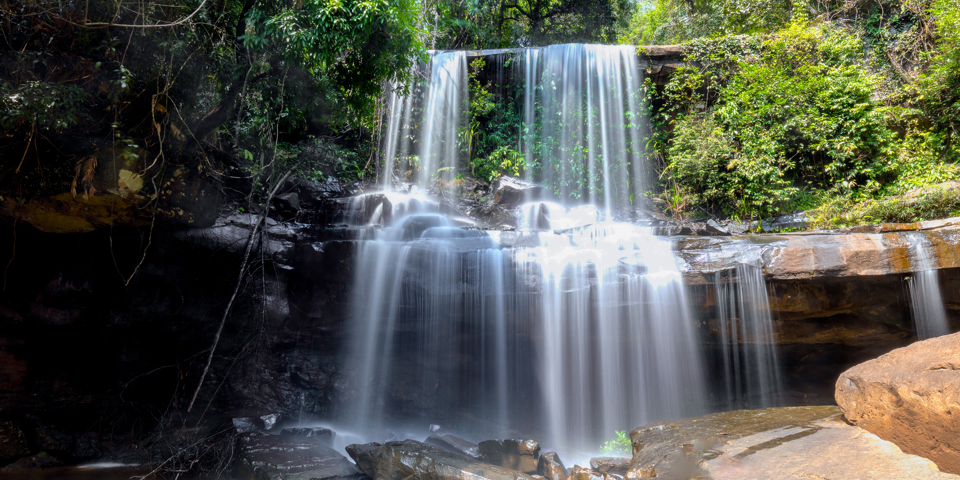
[0,181,958,466]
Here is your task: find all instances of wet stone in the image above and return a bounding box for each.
[356,439,536,480]
[345,442,382,463]
[479,439,541,474]
[239,433,367,480]
[280,427,335,447]
[493,176,544,207]
[625,406,959,480]
[589,457,629,476]
[537,451,567,480]
[425,434,481,458]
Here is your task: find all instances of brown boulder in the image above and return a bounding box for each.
[537,451,567,480]
[836,332,960,474]
[479,439,541,474]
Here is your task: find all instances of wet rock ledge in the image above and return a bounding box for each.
[626,406,957,479]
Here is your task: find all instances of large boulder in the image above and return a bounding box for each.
[0,420,30,463]
[836,332,960,474]
[479,439,541,474]
[424,434,481,458]
[537,451,567,480]
[625,406,957,479]
[492,177,543,207]
[355,439,536,479]
[238,433,367,480]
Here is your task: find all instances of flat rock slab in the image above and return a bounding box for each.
[357,439,537,480]
[836,332,960,474]
[239,433,368,480]
[627,406,957,479]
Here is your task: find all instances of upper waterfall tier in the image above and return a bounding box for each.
[380,44,655,214]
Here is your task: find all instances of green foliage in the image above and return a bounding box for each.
[662,21,895,218]
[474,145,524,181]
[0,80,89,132]
[810,183,960,228]
[911,0,960,159]
[250,0,427,124]
[620,0,793,45]
[430,0,633,49]
[600,430,631,455]
[663,113,734,208]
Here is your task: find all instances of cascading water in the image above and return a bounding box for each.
[347,44,783,454]
[528,44,646,212]
[518,221,706,449]
[344,202,708,452]
[907,233,950,340]
[383,45,646,212]
[710,244,783,410]
[381,51,467,189]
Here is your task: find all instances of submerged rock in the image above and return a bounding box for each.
[626,406,958,479]
[479,439,541,474]
[537,451,567,480]
[239,433,367,480]
[356,439,536,479]
[836,331,960,474]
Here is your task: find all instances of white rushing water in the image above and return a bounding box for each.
[710,242,783,410]
[382,45,646,212]
[351,44,784,453]
[907,233,950,340]
[381,51,467,189]
[344,203,709,452]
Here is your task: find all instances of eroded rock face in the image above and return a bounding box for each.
[356,439,536,480]
[479,439,541,474]
[836,332,960,474]
[626,406,958,480]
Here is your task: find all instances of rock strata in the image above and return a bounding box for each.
[239,433,367,480]
[836,332,960,474]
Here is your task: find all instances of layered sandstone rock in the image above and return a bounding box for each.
[836,332,960,474]
[626,406,957,479]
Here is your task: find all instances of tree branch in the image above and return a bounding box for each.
[186,169,293,412]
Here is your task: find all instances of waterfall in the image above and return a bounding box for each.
[711,254,783,409]
[381,51,467,189]
[345,210,708,451]
[382,45,646,212]
[907,233,950,340]
[531,44,646,212]
[349,44,783,453]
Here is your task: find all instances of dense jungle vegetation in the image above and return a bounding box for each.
[1,0,958,226]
